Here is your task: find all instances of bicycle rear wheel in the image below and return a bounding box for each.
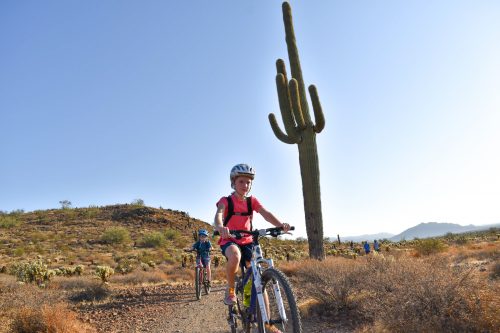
[204,269,210,294]
[195,267,202,300]
[259,268,302,333]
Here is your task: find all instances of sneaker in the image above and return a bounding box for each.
[264,324,283,333]
[224,287,237,305]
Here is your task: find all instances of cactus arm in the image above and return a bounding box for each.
[289,78,306,129]
[309,85,325,133]
[268,113,300,144]
[276,73,296,135]
[276,59,288,79]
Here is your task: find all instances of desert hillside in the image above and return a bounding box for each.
[1,206,499,332]
[0,204,212,271]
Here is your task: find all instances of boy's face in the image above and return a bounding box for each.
[234,176,252,196]
[199,235,208,242]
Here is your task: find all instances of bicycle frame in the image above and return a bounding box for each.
[224,227,294,330]
[185,250,211,300]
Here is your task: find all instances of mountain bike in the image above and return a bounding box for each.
[184,250,211,300]
[216,227,302,333]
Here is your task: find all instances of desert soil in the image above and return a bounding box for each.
[77,282,343,333]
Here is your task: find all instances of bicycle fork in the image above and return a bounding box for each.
[251,260,269,324]
[271,279,288,324]
[251,260,288,327]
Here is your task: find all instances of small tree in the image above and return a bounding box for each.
[59,200,72,209]
[131,198,144,207]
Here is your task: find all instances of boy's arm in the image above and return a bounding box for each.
[214,202,230,238]
[259,207,290,232]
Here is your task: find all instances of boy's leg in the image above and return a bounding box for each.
[222,244,241,304]
[224,245,241,287]
[203,257,211,282]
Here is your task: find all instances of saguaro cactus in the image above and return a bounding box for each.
[269,2,325,259]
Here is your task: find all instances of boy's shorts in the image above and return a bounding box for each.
[196,256,210,268]
[221,242,254,264]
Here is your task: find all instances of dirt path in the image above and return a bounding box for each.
[77,282,342,333]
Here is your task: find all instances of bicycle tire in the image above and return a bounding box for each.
[195,267,201,300]
[259,268,302,333]
[228,305,237,333]
[204,269,210,294]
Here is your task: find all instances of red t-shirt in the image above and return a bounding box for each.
[216,194,263,246]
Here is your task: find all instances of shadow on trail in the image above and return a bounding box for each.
[78,284,226,312]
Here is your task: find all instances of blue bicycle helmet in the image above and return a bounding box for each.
[198,229,209,237]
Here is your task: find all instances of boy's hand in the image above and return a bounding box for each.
[281,223,291,233]
[216,225,231,239]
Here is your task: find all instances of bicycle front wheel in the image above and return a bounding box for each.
[259,268,302,333]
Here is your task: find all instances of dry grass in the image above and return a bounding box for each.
[284,247,500,332]
[10,303,96,333]
[0,275,97,333]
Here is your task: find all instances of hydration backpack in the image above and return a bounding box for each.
[223,195,253,228]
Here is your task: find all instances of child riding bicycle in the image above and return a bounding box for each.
[187,229,213,286]
[214,164,290,331]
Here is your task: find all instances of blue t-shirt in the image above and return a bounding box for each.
[192,240,212,258]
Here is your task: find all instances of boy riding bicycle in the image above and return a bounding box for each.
[214,164,290,332]
[188,229,213,286]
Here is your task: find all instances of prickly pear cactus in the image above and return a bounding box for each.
[269,2,325,259]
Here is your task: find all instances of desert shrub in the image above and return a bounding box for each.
[139,231,166,248]
[164,228,180,241]
[13,247,25,256]
[293,254,499,332]
[101,226,131,245]
[0,215,21,228]
[82,205,100,219]
[295,257,370,315]
[95,265,114,283]
[366,256,497,332]
[414,238,446,256]
[10,302,95,333]
[454,235,469,245]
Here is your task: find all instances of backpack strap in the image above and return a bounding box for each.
[223,195,253,227]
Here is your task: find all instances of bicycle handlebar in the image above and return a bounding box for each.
[213,226,294,238]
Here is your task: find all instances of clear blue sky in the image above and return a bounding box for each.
[1,1,499,238]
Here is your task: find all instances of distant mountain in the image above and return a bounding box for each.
[390,222,500,241]
[335,232,395,243]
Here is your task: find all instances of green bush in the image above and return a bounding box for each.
[0,215,21,228]
[140,232,165,248]
[414,238,446,256]
[164,229,180,241]
[101,227,131,245]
